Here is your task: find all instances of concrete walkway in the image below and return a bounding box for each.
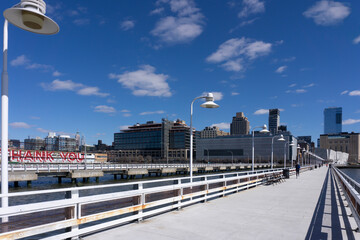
[84,167,360,240]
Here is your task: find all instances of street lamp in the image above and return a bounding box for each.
[251,125,269,172]
[295,144,301,168]
[190,93,219,181]
[283,140,294,168]
[271,134,285,169]
[228,151,233,165]
[1,0,59,211]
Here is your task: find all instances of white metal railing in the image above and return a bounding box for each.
[332,166,360,229]
[0,168,284,239]
[2,163,273,173]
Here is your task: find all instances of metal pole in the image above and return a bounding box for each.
[1,20,9,212]
[190,99,195,182]
[283,142,287,169]
[252,130,254,172]
[271,137,274,169]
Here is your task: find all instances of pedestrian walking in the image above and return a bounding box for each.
[295,163,300,178]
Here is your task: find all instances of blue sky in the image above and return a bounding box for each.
[1,0,360,145]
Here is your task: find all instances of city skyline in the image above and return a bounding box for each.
[1,0,360,145]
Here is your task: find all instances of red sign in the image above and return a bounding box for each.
[1,149,85,163]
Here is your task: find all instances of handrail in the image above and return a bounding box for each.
[332,166,360,230]
[0,168,286,239]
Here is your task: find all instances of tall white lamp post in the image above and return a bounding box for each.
[190,93,219,182]
[1,0,59,210]
[251,125,269,172]
[271,134,285,169]
[283,140,294,168]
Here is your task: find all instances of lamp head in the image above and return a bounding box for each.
[289,141,294,146]
[200,93,219,108]
[4,0,59,35]
[278,134,285,141]
[259,124,270,133]
[297,144,301,149]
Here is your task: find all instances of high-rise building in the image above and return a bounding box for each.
[230,112,250,135]
[269,109,280,135]
[324,107,342,134]
[200,126,230,138]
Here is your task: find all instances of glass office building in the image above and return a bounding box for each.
[114,119,191,160]
[324,107,342,134]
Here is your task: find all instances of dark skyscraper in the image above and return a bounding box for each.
[230,112,250,135]
[269,109,280,135]
[324,107,342,134]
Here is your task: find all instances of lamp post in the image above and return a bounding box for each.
[251,125,269,172]
[302,148,306,166]
[1,0,59,212]
[271,134,285,169]
[228,151,233,165]
[190,93,219,182]
[283,140,294,168]
[296,144,301,167]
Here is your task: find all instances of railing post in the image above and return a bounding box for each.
[223,175,226,197]
[138,183,144,222]
[65,189,79,239]
[178,179,182,210]
[205,176,208,203]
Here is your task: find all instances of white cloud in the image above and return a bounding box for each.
[202,92,223,101]
[11,55,29,66]
[289,83,296,88]
[119,125,130,130]
[303,0,350,26]
[231,92,240,96]
[109,65,171,97]
[238,0,265,18]
[73,18,90,26]
[123,113,132,117]
[121,20,135,30]
[10,122,32,129]
[303,83,315,88]
[211,122,230,130]
[275,65,287,73]
[140,110,165,115]
[151,0,204,44]
[36,128,73,136]
[121,109,131,113]
[291,104,302,107]
[349,90,360,96]
[41,79,109,97]
[295,89,307,93]
[11,55,57,72]
[206,37,272,72]
[77,87,109,97]
[52,71,62,77]
[30,116,40,120]
[283,56,296,62]
[340,90,348,95]
[150,7,164,15]
[26,63,53,71]
[254,108,268,115]
[221,59,244,72]
[354,35,360,44]
[41,79,83,91]
[343,119,360,125]
[94,105,116,113]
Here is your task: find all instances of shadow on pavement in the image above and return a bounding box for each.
[305,168,356,240]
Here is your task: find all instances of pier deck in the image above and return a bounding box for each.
[84,167,360,240]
